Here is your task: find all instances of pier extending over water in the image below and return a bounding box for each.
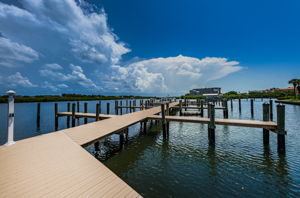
[0,96,286,197]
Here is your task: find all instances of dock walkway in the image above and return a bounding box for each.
[0,100,283,197]
[147,115,277,131]
[0,101,179,197]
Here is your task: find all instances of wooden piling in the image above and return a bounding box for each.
[133,100,136,112]
[72,103,76,127]
[251,99,254,117]
[77,101,80,112]
[230,99,233,110]
[94,141,100,152]
[263,103,270,145]
[277,104,286,153]
[95,103,100,121]
[115,100,119,115]
[179,100,182,116]
[225,100,228,118]
[36,103,40,130]
[84,102,88,124]
[143,121,147,133]
[67,103,70,128]
[120,100,123,115]
[238,98,241,113]
[269,99,273,121]
[208,103,215,145]
[107,103,110,115]
[166,103,170,132]
[200,100,204,117]
[54,103,58,131]
[119,133,124,148]
[161,104,167,138]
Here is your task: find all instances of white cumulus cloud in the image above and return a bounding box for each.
[0,72,37,88]
[0,37,39,67]
[41,81,68,92]
[40,63,99,90]
[44,63,63,70]
[0,0,130,66]
[107,55,242,94]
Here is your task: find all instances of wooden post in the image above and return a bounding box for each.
[200,100,204,117]
[115,100,119,115]
[54,103,58,131]
[224,100,228,118]
[107,103,110,115]
[84,102,88,124]
[72,103,76,127]
[133,100,136,112]
[76,101,80,125]
[95,103,100,121]
[120,100,123,115]
[269,99,273,121]
[125,129,129,142]
[161,104,167,138]
[119,133,124,148]
[250,99,254,117]
[263,103,270,145]
[179,100,182,116]
[67,103,70,128]
[166,103,170,132]
[36,103,41,130]
[129,100,132,113]
[184,98,187,111]
[77,101,80,112]
[230,99,233,110]
[94,141,100,152]
[143,120,147,133]
[238,98,241,113]
[208,103,215,146]
[277,104,286,153]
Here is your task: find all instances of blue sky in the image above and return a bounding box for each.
[0,0,299,96]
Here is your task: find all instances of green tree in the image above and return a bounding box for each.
[225,91,238,95]
[288,78,299,98]
[296,79,300,99]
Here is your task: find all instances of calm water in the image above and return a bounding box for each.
[0,99,300,197]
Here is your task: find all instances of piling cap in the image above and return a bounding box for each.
[6,90,16,95]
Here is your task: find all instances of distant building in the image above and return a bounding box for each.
[279,87,294,91]
[189,87,221,95]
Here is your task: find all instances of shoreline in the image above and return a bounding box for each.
[275,100,300,105]
[0,96,155,103]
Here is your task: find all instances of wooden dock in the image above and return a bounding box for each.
[57,112,118,119]
[0,101,179,197]
[181,111,202,115]
[62,102,179,146]
[0,99,287,197]
[147,115,278,131]
[172,106,225,110]
[0,131,142,197]
[117,106,143,109]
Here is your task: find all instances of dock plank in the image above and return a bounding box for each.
[57,112,117,119]
[62,102,179,146]
[0,132,140,197]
